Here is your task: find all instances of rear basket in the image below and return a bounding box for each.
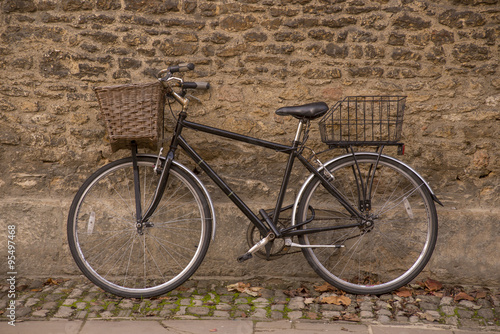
[319,96,406,147]
[95,81,165,152]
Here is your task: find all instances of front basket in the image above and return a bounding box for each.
[95,81,165,152]
[319,96,406,147]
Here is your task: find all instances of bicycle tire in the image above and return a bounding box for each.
[296,153,438,295]
[67,156,212,298]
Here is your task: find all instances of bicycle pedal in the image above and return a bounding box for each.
[237,253,253,263]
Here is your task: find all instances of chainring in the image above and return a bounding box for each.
[246,222,290,260]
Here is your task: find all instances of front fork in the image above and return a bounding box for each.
[132,112,187,234]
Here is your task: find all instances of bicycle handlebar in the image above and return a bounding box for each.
[182,81,210,90]
[168,63,195,73]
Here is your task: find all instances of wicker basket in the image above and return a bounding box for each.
[319,96,406,147]
[95,81,165,152]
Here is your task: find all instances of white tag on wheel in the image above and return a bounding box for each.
[403,197,414,219]
[87,211,95,234]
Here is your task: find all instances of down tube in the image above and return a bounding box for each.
[177,136,270,235]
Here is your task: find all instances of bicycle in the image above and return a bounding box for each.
[67,63,441,298]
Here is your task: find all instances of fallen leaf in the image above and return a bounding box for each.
[454,292,474,302]
[424,278,443,292]
[284,285,310,298]
[209,329,218,333]
[227,282,250,292]
[227,282,263,297]
[44,278,59,286]
[343,313,360,322]
[31,288,43,292]
[314,282,338,293]
[321,295,351,306]
[475,291,487,299]
[304,297,315,305]
[395,287,412,298]
[418,312,436,322]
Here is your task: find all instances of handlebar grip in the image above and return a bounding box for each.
[182,82,210,90]
[168,63,195,73]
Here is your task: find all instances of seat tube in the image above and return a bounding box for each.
[271,120,306,228]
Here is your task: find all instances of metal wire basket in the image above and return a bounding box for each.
[95,81,165,152]
[319,96,406,147]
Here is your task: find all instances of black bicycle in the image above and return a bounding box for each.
[67,63,440,298]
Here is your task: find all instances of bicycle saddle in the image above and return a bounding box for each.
[275,102,329,120]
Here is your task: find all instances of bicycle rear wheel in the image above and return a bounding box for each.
[67,156,212,298]
[296,153,438,295]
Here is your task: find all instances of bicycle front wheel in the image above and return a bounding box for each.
[296,153,438,295]
[67,156,212,298]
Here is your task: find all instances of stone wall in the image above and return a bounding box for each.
[0,0,499,286]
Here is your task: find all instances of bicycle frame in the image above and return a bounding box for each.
[137,109,366,239]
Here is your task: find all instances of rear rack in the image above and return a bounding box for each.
[319,96,406,153]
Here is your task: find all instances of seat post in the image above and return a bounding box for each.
[293,119,307,143]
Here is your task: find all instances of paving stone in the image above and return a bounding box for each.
[378,314,392,323]
[477,308,494,319]
[360,310,374,318]
[234,297,248,304]
[457,309,474,318]
[68,288,84,298]
[441,305,456,316]
[216,303,232,311]
[420,302,439,310]
[32,309,50,317]
[360,301,373,311]
[440,296,454,306]
[54,306,75,318]
[75,310,88,319]
[76,302,87,309]
[271,311,284,319]
[288,297,305,310]
[24,297,39,307]
[212,310,230,318]
[119,299,134,308]
[459,300,481,310]
[252,308,268,318]
[287,310,303,320]
[187,306,210,316]
[377,308,392,316]
[237,304,251,312]
[409,315,420,323]
[445,316,459,326]
[322,310,341,319]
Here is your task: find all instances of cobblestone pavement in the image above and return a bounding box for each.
[0,277,499,333]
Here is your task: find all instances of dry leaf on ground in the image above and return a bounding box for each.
[44,278,60,286]
[475,291,487,299]
[454,292,474,302]
[424,278,443,292]
[320,295,351,306]
[343,313,360,322]
[227,282,263,297]
[284,286,310,298]
[395,287,412,298]
[314,282,338,293]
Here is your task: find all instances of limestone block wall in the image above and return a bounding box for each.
[0,0,499,286]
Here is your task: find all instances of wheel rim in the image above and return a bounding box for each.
[71,160,208,296]
[299,156,436,293]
